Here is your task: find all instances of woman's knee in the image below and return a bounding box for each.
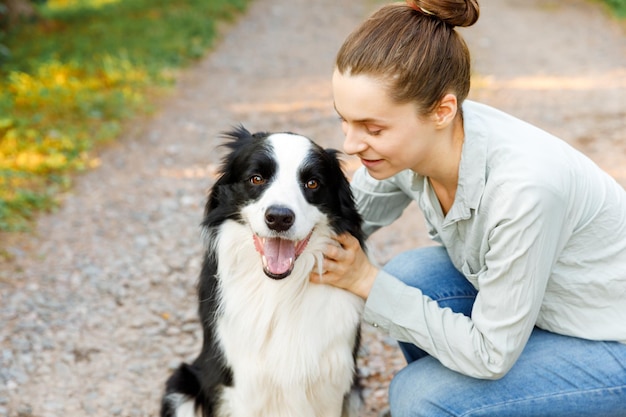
[388,358,455,417]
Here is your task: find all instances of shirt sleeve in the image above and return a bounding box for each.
[350,167,413,239]
[364,182,568,379]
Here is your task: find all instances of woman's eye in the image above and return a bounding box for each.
[366,126,383,136]
[305,179,319,189]
[249,175,266,185]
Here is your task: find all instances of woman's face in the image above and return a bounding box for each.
[332,69,439,180]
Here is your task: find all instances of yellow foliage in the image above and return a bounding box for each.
[46,0,122,11]
[7,59,149,114]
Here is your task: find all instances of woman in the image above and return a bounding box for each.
[311,1,626,415]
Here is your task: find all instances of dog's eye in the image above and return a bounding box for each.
[304,179,319,190]
[249,175,266,185]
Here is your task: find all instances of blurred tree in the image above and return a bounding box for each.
[1,0,41,29]
[0,0,44,63]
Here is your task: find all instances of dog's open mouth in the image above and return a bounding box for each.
[253,232,312,280]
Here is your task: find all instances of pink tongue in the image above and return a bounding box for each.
[264,237,296,275]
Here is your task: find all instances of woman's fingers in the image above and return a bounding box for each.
[310,232,378,299]
[335,232,360,250]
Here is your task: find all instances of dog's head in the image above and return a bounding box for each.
[203,126,363,280]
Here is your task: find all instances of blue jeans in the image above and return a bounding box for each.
[382,246,626,417]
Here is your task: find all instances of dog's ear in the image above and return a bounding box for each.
[203,125,254,221]
[324,148,366,248]
[203,168,248,230]
[221,124,269,143]
[205,129,245,216]
[221,124,252,148]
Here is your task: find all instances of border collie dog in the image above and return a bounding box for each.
[161,126,365,417]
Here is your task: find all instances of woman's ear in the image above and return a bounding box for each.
[433,93,459,128]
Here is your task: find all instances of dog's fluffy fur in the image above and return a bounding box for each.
[161,127,365,417]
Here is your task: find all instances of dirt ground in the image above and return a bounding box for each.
[0,0,624,416]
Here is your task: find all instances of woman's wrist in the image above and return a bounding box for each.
[353,264,380,300]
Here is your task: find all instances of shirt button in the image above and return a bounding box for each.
[372,323,379,328]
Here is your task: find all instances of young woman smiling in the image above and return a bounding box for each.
[311,1,626,416]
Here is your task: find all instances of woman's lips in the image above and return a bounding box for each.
[360,158,383,169]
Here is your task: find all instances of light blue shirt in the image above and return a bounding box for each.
[355,100,626,378]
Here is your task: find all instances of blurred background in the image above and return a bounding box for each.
[0,0,251,231]
[0,1,625,416]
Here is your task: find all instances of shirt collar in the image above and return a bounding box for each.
[446,101,488,222]
[410,101,488,223]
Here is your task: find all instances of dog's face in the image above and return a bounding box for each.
[204,126,363,280]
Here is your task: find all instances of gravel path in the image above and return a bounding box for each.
[1,0,624,416]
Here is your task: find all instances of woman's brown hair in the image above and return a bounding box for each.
[335,0,479,116]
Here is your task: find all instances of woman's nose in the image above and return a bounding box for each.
[342,124,367,155]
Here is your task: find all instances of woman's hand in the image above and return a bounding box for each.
[310,232,379,300]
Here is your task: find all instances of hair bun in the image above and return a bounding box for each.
[406,0,480,27]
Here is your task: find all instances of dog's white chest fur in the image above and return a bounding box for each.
[213,221,364,417]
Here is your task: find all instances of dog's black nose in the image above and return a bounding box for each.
[265,206,295,232]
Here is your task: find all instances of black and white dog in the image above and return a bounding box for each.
[161,126,365,417]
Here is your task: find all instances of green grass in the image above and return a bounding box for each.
[0,0,250,231]
[601,0,626,16]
